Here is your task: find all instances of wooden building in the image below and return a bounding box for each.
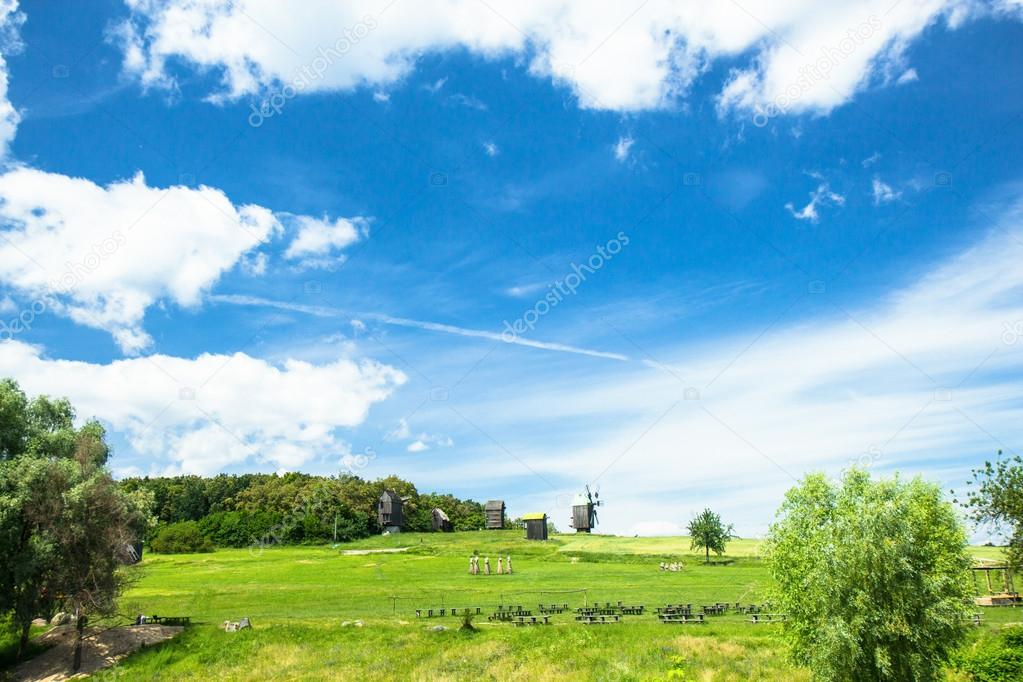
[377,490,403,532]
[972,559,1020,605]
[485,500,506,529]
[571,493,594,533]
[431,508,453,532]
[522,512,548,540]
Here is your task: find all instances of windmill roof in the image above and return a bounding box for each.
[521,512,547,521]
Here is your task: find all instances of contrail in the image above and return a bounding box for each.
[211,294,630,361]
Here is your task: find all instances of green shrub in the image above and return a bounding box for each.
[149,521,214,553]
[955,626,1023,681]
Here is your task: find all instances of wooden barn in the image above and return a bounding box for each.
[485,500,506,529]
[377,490,403,532]
[431,508,453,532]
[522,512,548,540]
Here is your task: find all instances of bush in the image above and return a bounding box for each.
[955,626,1023,681]
[149,521,213,553]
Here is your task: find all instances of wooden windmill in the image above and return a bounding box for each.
[570,485,602,533]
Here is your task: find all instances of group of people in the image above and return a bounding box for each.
[659,562,683,572]
[469,555,513,575]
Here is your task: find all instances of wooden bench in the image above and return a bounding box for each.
[576,614,621,625]
[659,613,704,624]
[514,615,551,626]
[749,613,786,624]
[538,603,569,614]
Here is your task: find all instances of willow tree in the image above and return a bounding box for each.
[766,470,972,682]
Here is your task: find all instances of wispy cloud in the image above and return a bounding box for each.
[872,177,902,205]
[613,135,634,162]
[786,182,845,222]
[392,193,1023,537]
[210,294,630,361]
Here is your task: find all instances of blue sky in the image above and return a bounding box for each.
[1,0,1022,536]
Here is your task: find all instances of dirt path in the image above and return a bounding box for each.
[12,624,183,681]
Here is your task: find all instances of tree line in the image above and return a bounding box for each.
[120,472,492,551]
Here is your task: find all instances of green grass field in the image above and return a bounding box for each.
[23,532,1020,680]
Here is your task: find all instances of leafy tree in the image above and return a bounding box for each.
[150,520,214,553]
[0,379,28,459]
[0,380,152,663]
[960,450,1023,570]
[52,429,152,671]
[687,508,734,563]
[766,470,973,682]
[0,455,66,659]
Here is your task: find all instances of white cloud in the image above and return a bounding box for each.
[897,67,919,84]
[613,135,634,162]
[785,182,845,222]
[240,251,269,276]
[0,339,405,475]
[872,176,902,204]
[483,140,499,157]
[385,417,411,441]
[717,1,970,119]
[372,90,389,102]
[0,0,22,157]
[283,214,368,270]
[407,440,428,452]
[0,167,284,353]
[116,0,993,115]
[861,151,881,167]
[423,77,447,94]
[0,294,15,313]
[505,282,547,298]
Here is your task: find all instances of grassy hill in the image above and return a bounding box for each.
[72,532,1018,680]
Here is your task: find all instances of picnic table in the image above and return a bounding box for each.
[656,603,692,613]
[700,604,726,616]
[659,613,705,625]
[749,613,787,624]
[576,614,621,625]
[538,603,569,614]
[490,609,532,621]
[514,615,551,626]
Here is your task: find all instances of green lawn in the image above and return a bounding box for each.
[38,532,1018,680]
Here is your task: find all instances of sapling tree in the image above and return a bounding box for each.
[687,508,734,563]
[766,470,973,682]
[960,450,1023,570]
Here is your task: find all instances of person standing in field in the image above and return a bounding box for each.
[506,556,512,574]
[484,557,490,575]
[469,556,474,574]
[497,556,503,574]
